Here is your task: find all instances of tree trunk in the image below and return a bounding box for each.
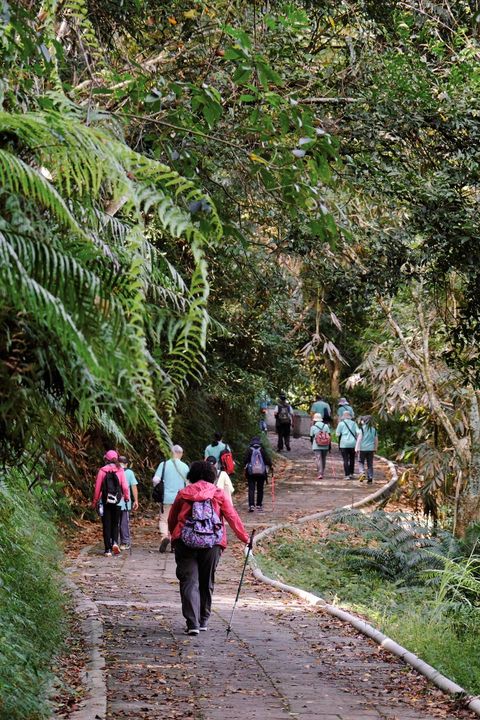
[455,389,480,536]
[327,355,341,399]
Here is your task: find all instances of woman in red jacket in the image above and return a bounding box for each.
[168,460,249,635]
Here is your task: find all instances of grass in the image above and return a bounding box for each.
[0,470,66,720]
[258,524,480,695]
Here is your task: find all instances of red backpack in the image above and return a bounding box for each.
[219,445,235,475]
[314,424,330,447]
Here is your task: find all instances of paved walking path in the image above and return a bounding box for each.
[68,437,476,720]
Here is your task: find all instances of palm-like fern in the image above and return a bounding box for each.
[0,108,221,459]
[328,508,459,583]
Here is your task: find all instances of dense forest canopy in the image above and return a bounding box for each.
[1,0,480,532]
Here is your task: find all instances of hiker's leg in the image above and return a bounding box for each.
[320,449,327,474]
[175,541,200,630]
[198,545,222,627]
[159,504,172,539]
[313,450,321,474]
[119,510,130,545]
[276,426,283,451]
[111,505,121,547]
[359,450,366,477]
[340,448,350,477]
[256,476,265,507]
[366,451,374,480]
[102,506,113,552]
[348,448,355,476]
[284,424,291,451]
[247,476,255,507]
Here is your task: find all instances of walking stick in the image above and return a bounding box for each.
[226,530,255,638]
[271,470,275,510]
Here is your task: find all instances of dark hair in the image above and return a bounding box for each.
[212,431,223,446]
[118,456,128,464]
[187,460,216,484]
[316,394,324,401]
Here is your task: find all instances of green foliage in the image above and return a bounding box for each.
[259,518,480,694]
[0,470,65,720]
[328,508,459,583]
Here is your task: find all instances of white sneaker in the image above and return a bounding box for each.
[183,628,199,636]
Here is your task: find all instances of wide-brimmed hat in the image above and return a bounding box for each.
[338,398,348,405]
[313,413,323,422]
[104,449,118,461]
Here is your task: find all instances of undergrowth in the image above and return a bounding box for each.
[258,513,480,695]
[0,470,65,720]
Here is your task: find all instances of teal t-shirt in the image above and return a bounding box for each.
[359,425,377,451]
[337,404,355,419]
[118,468,138,511]
[154,458,189,505]
[310,421,331,451]
[310,400,331,418]
[204,442,226,467]
[336,419,360,448]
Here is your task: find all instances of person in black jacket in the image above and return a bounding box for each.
[244,437,272,512]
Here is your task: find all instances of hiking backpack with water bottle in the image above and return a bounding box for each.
[102,470,122,505]
[219,445,235,475]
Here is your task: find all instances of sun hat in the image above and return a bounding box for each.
[313,413,323,422]
[104,449,118,461]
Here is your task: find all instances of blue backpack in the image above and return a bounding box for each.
[248,446,266,475]
[181,499,223,548]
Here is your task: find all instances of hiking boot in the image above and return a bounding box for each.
[183,628,199,636]
[367,478,373,484]
[112,543,121,555]
[249,506,255,512]
[159,537,170,553]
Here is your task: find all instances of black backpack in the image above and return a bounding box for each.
[102,470,122,505]
[277,404,291,424]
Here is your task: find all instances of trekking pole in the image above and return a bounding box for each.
[271,470,275,510]
[226,530,255,638]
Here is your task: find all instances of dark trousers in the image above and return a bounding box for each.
[174,541,222,630]
[359,450,374,480]
[277,422,291,450]
[247,474,266,507]
[340,447,355,477]
[102,503,120,552]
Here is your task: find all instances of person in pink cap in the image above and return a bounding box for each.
[92,450,130,556]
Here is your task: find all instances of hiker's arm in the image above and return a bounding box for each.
[167,498,181,534]
[92,469,104,507]
[152,462,163,485]
[222,499,249,544]
[119,469,130,503]
[374,433,379,452]
[355,431,362,453]
[132,484,139,510]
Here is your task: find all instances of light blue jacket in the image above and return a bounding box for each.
[336,419,360,449]
[310,422,331,451]
[154,459,189,505]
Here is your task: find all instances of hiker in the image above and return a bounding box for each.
[337,397,355,420]
[92,450,130,557]
[274,393,293,451]
[204,432,227,470]
[309,413,331,480]
[153,445,189,553]
[336,411,360,479]
[118,456,139,550]
[355,416,378,484]
[168,460,249,635]
[310,395,332,422]
[244,436,272,512]
[206,455,235,504]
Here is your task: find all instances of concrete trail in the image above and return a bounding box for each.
[68,437,475,720]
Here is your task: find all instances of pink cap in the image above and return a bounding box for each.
[104,450,118,462]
